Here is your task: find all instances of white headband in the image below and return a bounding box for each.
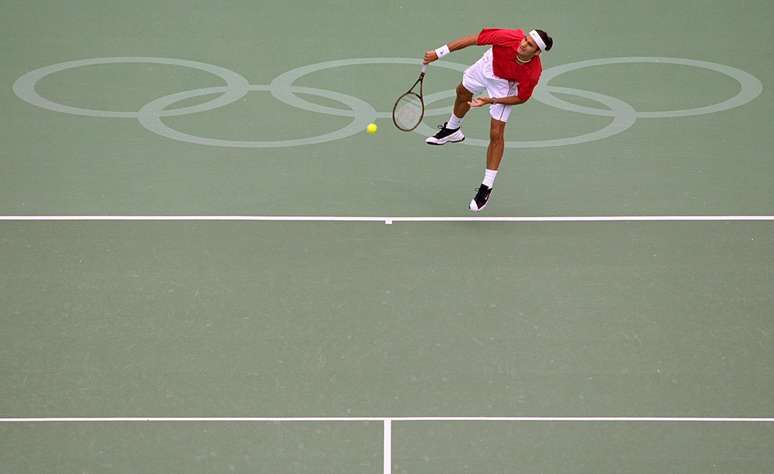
[528,29,547,52]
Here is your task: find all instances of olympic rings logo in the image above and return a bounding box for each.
[13,56,763,149]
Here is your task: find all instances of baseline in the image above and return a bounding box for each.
[1,215,774,223]
[1,417,773,423]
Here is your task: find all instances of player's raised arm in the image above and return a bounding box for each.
[423,34,478,63]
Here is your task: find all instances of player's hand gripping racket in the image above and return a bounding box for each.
[392,64,427,131]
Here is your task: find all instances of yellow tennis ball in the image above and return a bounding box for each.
[366,123,378,134]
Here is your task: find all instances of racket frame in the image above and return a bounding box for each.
[392,64,428,132]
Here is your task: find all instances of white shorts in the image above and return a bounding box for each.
[462,48,518,123]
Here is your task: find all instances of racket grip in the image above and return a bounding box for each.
[421,63,427,74]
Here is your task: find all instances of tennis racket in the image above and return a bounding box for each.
[392,64,427,131]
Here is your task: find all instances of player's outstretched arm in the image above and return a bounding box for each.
[423,34,478,63]
[469,96,527,107]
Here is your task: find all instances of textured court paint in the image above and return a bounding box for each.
[1,0,774,215]
[393,422,774,473]
[1,221,773,471]
[2,0,774,472]
[0,422,382,474]
[2,221,773,418]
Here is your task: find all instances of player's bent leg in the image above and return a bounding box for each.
[453,83,473,119]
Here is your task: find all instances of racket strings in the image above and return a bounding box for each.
[393,94,423,131]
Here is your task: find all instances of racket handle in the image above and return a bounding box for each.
[421,63,427,75]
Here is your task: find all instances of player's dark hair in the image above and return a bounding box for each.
[535,29,553,51]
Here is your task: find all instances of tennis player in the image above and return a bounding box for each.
[423,27,553,211]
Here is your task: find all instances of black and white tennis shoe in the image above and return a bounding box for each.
[469,184,492,212]
[425,123,465,145]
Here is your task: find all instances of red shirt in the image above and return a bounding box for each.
[476,28,542,101]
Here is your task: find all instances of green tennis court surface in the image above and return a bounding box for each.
[2,0,773,472]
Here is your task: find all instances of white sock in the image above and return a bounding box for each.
[482,169,498,188]
[447,113,463,129]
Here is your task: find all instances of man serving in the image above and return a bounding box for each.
[424,27,554,211]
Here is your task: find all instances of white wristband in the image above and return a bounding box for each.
[434,45,450,58]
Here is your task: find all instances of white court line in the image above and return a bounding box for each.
[1,417,773,423]
[1,215,774,223]
[383,419,391,474]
